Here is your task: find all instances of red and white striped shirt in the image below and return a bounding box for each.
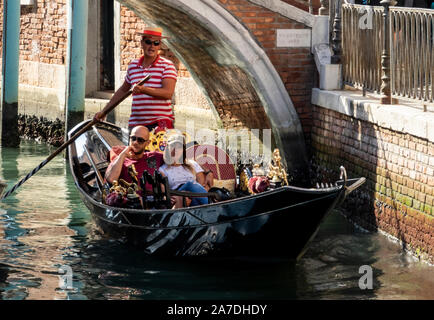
[125,55,177,127]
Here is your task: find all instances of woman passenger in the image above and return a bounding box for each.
[158,133,209,208]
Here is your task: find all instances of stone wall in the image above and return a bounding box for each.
[311,104,434,263]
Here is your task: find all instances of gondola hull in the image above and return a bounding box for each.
[68,120,364,260]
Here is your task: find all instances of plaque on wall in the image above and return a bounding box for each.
[276,29,311,48]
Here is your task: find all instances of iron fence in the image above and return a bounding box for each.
[340,3,434,103]
[390,7,434,102]
[342,4,383,93]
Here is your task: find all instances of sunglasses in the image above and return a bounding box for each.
[142,39,161,46]
[130,136,147,144]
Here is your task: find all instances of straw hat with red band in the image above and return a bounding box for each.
[136,27,168,39]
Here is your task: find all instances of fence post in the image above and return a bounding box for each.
[329,0,335,44]
[380,0,391,104]
[331,0,342,64]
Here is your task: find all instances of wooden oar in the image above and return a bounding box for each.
[0,75,151,200]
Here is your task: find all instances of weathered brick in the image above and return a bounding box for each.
[311,106,434,262]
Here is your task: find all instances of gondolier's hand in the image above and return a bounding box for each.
[93,111,106,122]
[132,83,145,95]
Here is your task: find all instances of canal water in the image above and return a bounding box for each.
[0,140,434,300]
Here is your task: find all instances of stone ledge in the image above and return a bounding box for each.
[249,0,315,27]
[312,88,434,142]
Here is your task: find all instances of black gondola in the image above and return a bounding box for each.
[68,120,365,260]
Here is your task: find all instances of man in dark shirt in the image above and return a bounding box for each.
[105,125,163,195]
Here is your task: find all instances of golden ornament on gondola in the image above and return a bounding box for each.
[109,180,127,196]
[267,148,289,186]
[147,129,167,152]
[239,167,252,193]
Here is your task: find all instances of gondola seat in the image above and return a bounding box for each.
[186,144,236,193]
[106,143,237,194]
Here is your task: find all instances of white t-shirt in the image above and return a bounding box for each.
[158,160,204,190]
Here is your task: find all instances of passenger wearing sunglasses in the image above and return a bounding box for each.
[105,125,163,195]
[158,133,209,208]
[94,27,177,132]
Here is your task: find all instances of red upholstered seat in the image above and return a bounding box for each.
[186,145,236,192]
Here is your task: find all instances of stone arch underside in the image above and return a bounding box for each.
[119,0,308,171]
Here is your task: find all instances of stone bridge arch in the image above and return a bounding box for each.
[119,0,309,171]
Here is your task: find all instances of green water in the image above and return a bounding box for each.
[0,140,433,300]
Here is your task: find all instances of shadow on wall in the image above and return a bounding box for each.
[310,106,434,261]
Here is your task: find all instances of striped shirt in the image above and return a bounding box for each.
[125,55,177,127]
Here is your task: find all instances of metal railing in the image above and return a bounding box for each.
[339,3,434,103]
[390,7,434,102]
[342,4,383,93]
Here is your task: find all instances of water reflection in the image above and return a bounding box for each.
[0,140,433,300]
[63,242,299,300]
[0,141,75,299]
[299,212,434,300]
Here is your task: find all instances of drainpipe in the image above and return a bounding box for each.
[1,0,20,147]
[65,0,88,139]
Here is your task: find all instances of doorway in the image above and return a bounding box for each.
[101,0,114,91]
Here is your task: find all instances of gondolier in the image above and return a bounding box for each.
[94,27,177,132]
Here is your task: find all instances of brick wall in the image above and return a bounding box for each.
[20,1,67,65]
[218,0,316,139]
[311,105,434,262]
[6,1,68,65]
[0,1,67,80]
